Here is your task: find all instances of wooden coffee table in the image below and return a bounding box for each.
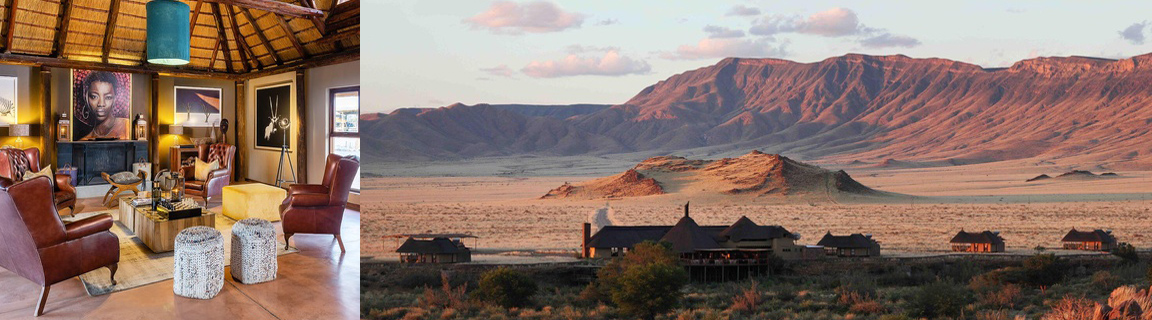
[118,197,215,253]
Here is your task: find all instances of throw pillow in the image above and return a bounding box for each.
[22,165,54,188]
[195,159,220,181]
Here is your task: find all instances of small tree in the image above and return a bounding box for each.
[474,267,537,308]
[1022,253,1065,293]
[595,241,688,320]
[908,281,973,318]
[1113,242,1139,263]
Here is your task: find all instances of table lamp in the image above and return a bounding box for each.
[10,123,29,149]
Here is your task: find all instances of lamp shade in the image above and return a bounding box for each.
[146,0,190,65]
[168,125,184,135]
[10,124,29,137]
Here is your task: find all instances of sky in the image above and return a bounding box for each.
[364,1,1152,113]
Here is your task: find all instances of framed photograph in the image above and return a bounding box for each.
[71,70,132,140]
[0,76,16,127]
[174,86,222,127]
[255,82,292,150]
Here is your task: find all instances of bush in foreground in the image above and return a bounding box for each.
[474,267,538,308]
[593,241,688,320]
[908,280,973,318]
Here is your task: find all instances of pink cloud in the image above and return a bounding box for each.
[751,7,861,37]
[522,50,651,78]
[661,38,786,60]
[464,1,585,35]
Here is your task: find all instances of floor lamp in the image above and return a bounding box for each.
[274,118,296,187]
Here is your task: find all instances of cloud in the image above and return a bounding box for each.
[859,33,921,48]
[703,25,745,39]
[1119,21,1148,45]
[750,7,862,37]
[749,7,920,48]
[565,44,620,54]
[660,38,787,60]
[595,18,618,26]
[726,5,760,16]
[480,65,517,78]
[521,50,651,78]
[464,1,584,34]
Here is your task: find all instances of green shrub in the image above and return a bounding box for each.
[474,267,538,308]
[1091,270,1119,291]
[907,281,973,318]
[1113,242,1139,263]
[594,241,688,320]
[1021,253,1065,289]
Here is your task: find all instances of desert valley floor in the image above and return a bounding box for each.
[363,157,1152,262]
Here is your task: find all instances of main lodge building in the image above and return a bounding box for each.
[581,205,821,261]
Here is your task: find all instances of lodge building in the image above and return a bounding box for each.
[950,230,1006,253]
[817,232,881,257]
[1061,228,1118,251]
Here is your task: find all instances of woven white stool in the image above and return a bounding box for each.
[173,226,224,299]
[231,218,278,284]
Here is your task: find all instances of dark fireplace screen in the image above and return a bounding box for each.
[57,141,148,186]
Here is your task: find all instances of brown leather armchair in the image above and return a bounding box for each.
[181,143,235,204]
[281,154,359,253]
[0,148,76,213]
[0,176,119,317]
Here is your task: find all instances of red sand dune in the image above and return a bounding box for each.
[540,151,880,200]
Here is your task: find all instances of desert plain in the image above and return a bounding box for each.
[362,156,1152,262]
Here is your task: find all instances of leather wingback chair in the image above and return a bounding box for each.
[181,143,235,204]
[281,154,359,253]
[0,148,76,213]
[0,176,119,317]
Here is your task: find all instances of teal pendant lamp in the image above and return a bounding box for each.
[146,0,191,65]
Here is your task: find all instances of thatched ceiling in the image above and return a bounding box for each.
[0,0,359,79]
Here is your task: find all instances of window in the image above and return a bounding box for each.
[330,86,359,191]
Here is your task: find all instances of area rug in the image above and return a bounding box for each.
[63,210,298,296]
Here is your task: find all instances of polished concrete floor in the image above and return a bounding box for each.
[0,197,360,320]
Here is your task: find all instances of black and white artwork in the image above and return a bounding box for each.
[0,76,16,126]
[255,83,291,150]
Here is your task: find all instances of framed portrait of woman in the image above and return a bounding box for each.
[72,70,132,140]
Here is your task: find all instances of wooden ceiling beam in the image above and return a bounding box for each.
[272,13,307,59]
[298,0,324,35]
[0,52,230,79]
[189,0,204,35]
[225,5,259,70]
[236,46,356,80]
[210,3,234,73]
[312,26,355,46]
[198,0,322,18]
[241,7,282,65]
[100,0,121,63]
[50,0,71,57]
[208,38,220,70]
[2,0,18,53]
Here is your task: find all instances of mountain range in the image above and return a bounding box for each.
[364,53,1152,169]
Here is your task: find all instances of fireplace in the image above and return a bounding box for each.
[57,141,148,186]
